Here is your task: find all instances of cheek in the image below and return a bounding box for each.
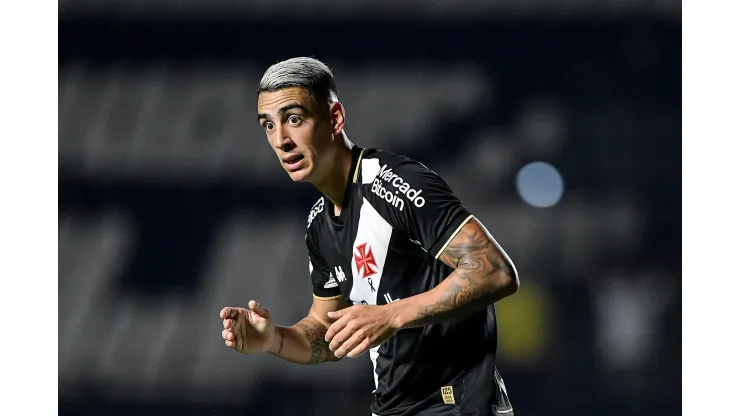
[292,126,319,150]
[310,124,334,149]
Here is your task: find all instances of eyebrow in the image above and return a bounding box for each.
[257,103,310,121]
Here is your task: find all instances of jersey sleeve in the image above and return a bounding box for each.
[361,157,473,259]
[306,231,342,299]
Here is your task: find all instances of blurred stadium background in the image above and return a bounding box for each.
[59,1,681,415]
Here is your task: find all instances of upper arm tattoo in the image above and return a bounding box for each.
[438,220,510,275]
[414,219,516,326]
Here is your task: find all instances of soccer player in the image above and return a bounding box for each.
[220,57,520,415]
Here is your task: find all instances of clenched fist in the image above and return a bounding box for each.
[220,300,276,354]
[325,304,399,358]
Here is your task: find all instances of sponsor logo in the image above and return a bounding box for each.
[441,386,455,405]
[307,197,324,228]
[383,293,399,304]
[354,243,378,279]
[370,164,426,211]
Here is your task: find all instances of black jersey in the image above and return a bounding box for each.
[307,146,514,416]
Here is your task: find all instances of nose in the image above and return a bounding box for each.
[272,125,296,152]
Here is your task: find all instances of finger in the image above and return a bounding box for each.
[223,318,234,329]
[248,300,271,319]
[334,331,365,358]
[220,307,238,319]
[328,323,355,352]
[346,339,372,358]
[325,314,350,343]
[225,339,235,348]
[327,307,349,320]
[222,329,234,341]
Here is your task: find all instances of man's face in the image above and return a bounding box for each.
[257,87,334,183]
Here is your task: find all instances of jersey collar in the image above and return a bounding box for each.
[351,146,366,184]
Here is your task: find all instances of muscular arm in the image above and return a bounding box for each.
[390,217,519,329]
[267,296,348,364]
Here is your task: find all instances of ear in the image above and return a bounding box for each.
[329,101,345,136]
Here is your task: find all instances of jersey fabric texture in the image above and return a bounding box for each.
[306,146,514,416]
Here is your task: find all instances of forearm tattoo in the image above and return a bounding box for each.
[416,221,515,326]
[295,316,338,365]
[276,327,285,356]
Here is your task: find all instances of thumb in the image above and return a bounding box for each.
[248,300,270,319]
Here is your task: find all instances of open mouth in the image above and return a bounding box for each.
[283,154,304,164]
[282,154,305,170]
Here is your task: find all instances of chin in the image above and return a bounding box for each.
[287,167,312,183]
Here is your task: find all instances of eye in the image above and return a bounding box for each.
[287,115,302,126]
[263,121,274,131]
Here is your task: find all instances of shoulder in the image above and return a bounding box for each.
[358,148,438,186]
[358,148,446,207]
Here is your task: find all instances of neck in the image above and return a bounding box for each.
[313,133,355,215]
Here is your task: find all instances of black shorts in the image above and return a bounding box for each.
[408,403,514,416]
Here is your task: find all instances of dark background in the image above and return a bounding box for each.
[59,1,681,415]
